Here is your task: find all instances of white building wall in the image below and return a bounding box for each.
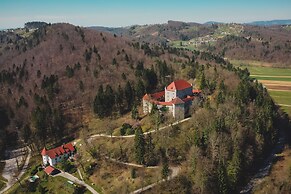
[47,151,74,166]
[42,155,48,165]
[165,88,176,102]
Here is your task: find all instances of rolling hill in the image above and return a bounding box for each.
[90,21,291,66]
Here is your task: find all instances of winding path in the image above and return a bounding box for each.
[130,166,180,194]
[55,171,99,194]
[88,117,190,141]
[105,156,180,194]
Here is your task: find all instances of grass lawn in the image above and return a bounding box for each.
[269,91,291,102]
[8,170,80,194]
[281,106,291,116]
[7,159,92,194]
[231,60,291,76]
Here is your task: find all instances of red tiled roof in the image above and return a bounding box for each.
[171,97,185,105]
[143,91,165,101]
[158,101,173,106]
[44,166,55,175]
[41,148,47,156]
[142,94,150,100]
[166,80,191,91]
[41,143,75,159]
[151,91,165,99]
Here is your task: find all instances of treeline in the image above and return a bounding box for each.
[93,60,174,117]
[24,21,48,29]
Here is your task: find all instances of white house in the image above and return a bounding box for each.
[143,80,201,119]
[41,143,75,166]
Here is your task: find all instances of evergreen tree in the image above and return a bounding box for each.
[124,81,134,110]
[161,148,170,179]
[144,133,157,166]
[135,79,145,100]
[216,91,224,106]
[200,72,207,90]
[227,148,241,191]
[104,85,115,115]
[217,163,229,194]
[131,104,139,120]
[115,85,124,114]
[93,85,105,117]
[134,126,145,164]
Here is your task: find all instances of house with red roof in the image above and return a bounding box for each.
[41,143,76,166]
[143,80,201,119]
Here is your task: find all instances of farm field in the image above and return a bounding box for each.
[232,60,291,116]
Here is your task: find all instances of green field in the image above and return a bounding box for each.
[250,76,291,82]
[232,60,291,116]
[268,91,291,105]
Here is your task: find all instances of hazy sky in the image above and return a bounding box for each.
[1,0,291,29]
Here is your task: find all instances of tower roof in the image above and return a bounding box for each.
[41,147,47,156]
[166,80,191,91]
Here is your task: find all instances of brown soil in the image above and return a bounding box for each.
[260,80,291,86]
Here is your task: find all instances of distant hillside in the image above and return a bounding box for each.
[102,21,291,66]
[90,20,215,44]
[247,19,291,26]
[213,25,291,65]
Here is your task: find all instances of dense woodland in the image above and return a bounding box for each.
[0,23,290,193]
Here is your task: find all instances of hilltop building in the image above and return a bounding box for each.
[143,80,201,119]
[41,143,76,166]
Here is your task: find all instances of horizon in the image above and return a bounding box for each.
[1,0,291,29]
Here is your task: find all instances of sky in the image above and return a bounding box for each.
[0,0,291,29]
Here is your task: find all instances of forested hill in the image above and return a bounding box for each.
[0,23,227,156]
[0,22,290,193]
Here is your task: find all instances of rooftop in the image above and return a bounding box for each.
[166,80,192,91]
[41,143,75,159]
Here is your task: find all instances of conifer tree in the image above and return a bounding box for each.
[134,126,145,164]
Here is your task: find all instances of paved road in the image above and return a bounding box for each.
[56,171,99,194]
[0,146,31,194]
[88,117,191,141]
